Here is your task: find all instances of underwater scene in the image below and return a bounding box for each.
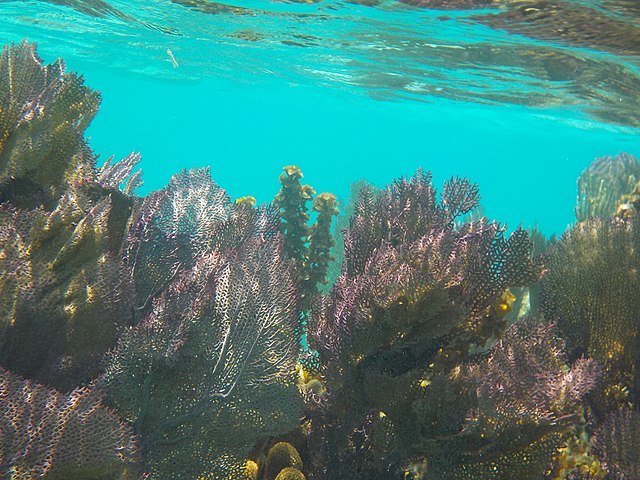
[1,0,640,479]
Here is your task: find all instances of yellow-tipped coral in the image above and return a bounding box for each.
[275,165,313,267]
[306,192,339,294]
[243,459,259,480]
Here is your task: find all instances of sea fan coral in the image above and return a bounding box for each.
[0,41,100,209]
[592,407,640,479]
[0,367,137,479]
[426,317,601,480]
[0,41,136,390]
[103,170,301,479]
[542,215,640,413]
[0,182,134,390]
[575,152,640,222]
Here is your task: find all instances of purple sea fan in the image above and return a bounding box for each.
[424,317,602,480]
[312,170,542,356]
[468,317,601,426]
[102,235,302,479]
[305,171,543,480]
[0,367,138,479]
[122,167,279,319]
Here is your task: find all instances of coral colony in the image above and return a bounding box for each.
[1,41,639,480]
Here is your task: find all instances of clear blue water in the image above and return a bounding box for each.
[2,0,639,235]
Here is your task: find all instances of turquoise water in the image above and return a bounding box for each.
[2,0,640,235]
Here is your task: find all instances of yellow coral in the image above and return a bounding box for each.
[264,442,303,480]
[274,467,306,480]
[493,288,516,316]
[243,460,259,480]
[235,196,256,207]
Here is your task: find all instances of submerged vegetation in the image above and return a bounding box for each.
[1,41,640,480]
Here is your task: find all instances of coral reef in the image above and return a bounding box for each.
[102,169,302,479]
[542,216,640,414]
[4,40,640,480]
[307,171,547,478]
[435,317,600,480]
[592,407,640,479]
[0,41,100,210]
[575,152,640,223]
[0,42,137,390]
[0,367,137,479]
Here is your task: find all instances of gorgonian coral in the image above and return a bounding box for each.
[429,316,601,480]
[542,215,640,414]
[575,152,640,222]
[0,367,137,479]
[102,169,302,479]
[306,170,545,479]
[0,41,139,390]
[592,407,640,479]
[0,41,100,209]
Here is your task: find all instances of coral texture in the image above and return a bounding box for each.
[0,41,136,390]
[0,41,99,209]
[434,317,601,479]
[0,367,137,479]
[103,169,302,479]
[593,407,640,479]
[307,171,546,478]
[575,152,640,222]
[542,216,640,413]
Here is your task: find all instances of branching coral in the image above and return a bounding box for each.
[307,170,544,478]
[274,165,338,302]
[0,367,138,479]
[425,317,601,480]
[592,407,640,479]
